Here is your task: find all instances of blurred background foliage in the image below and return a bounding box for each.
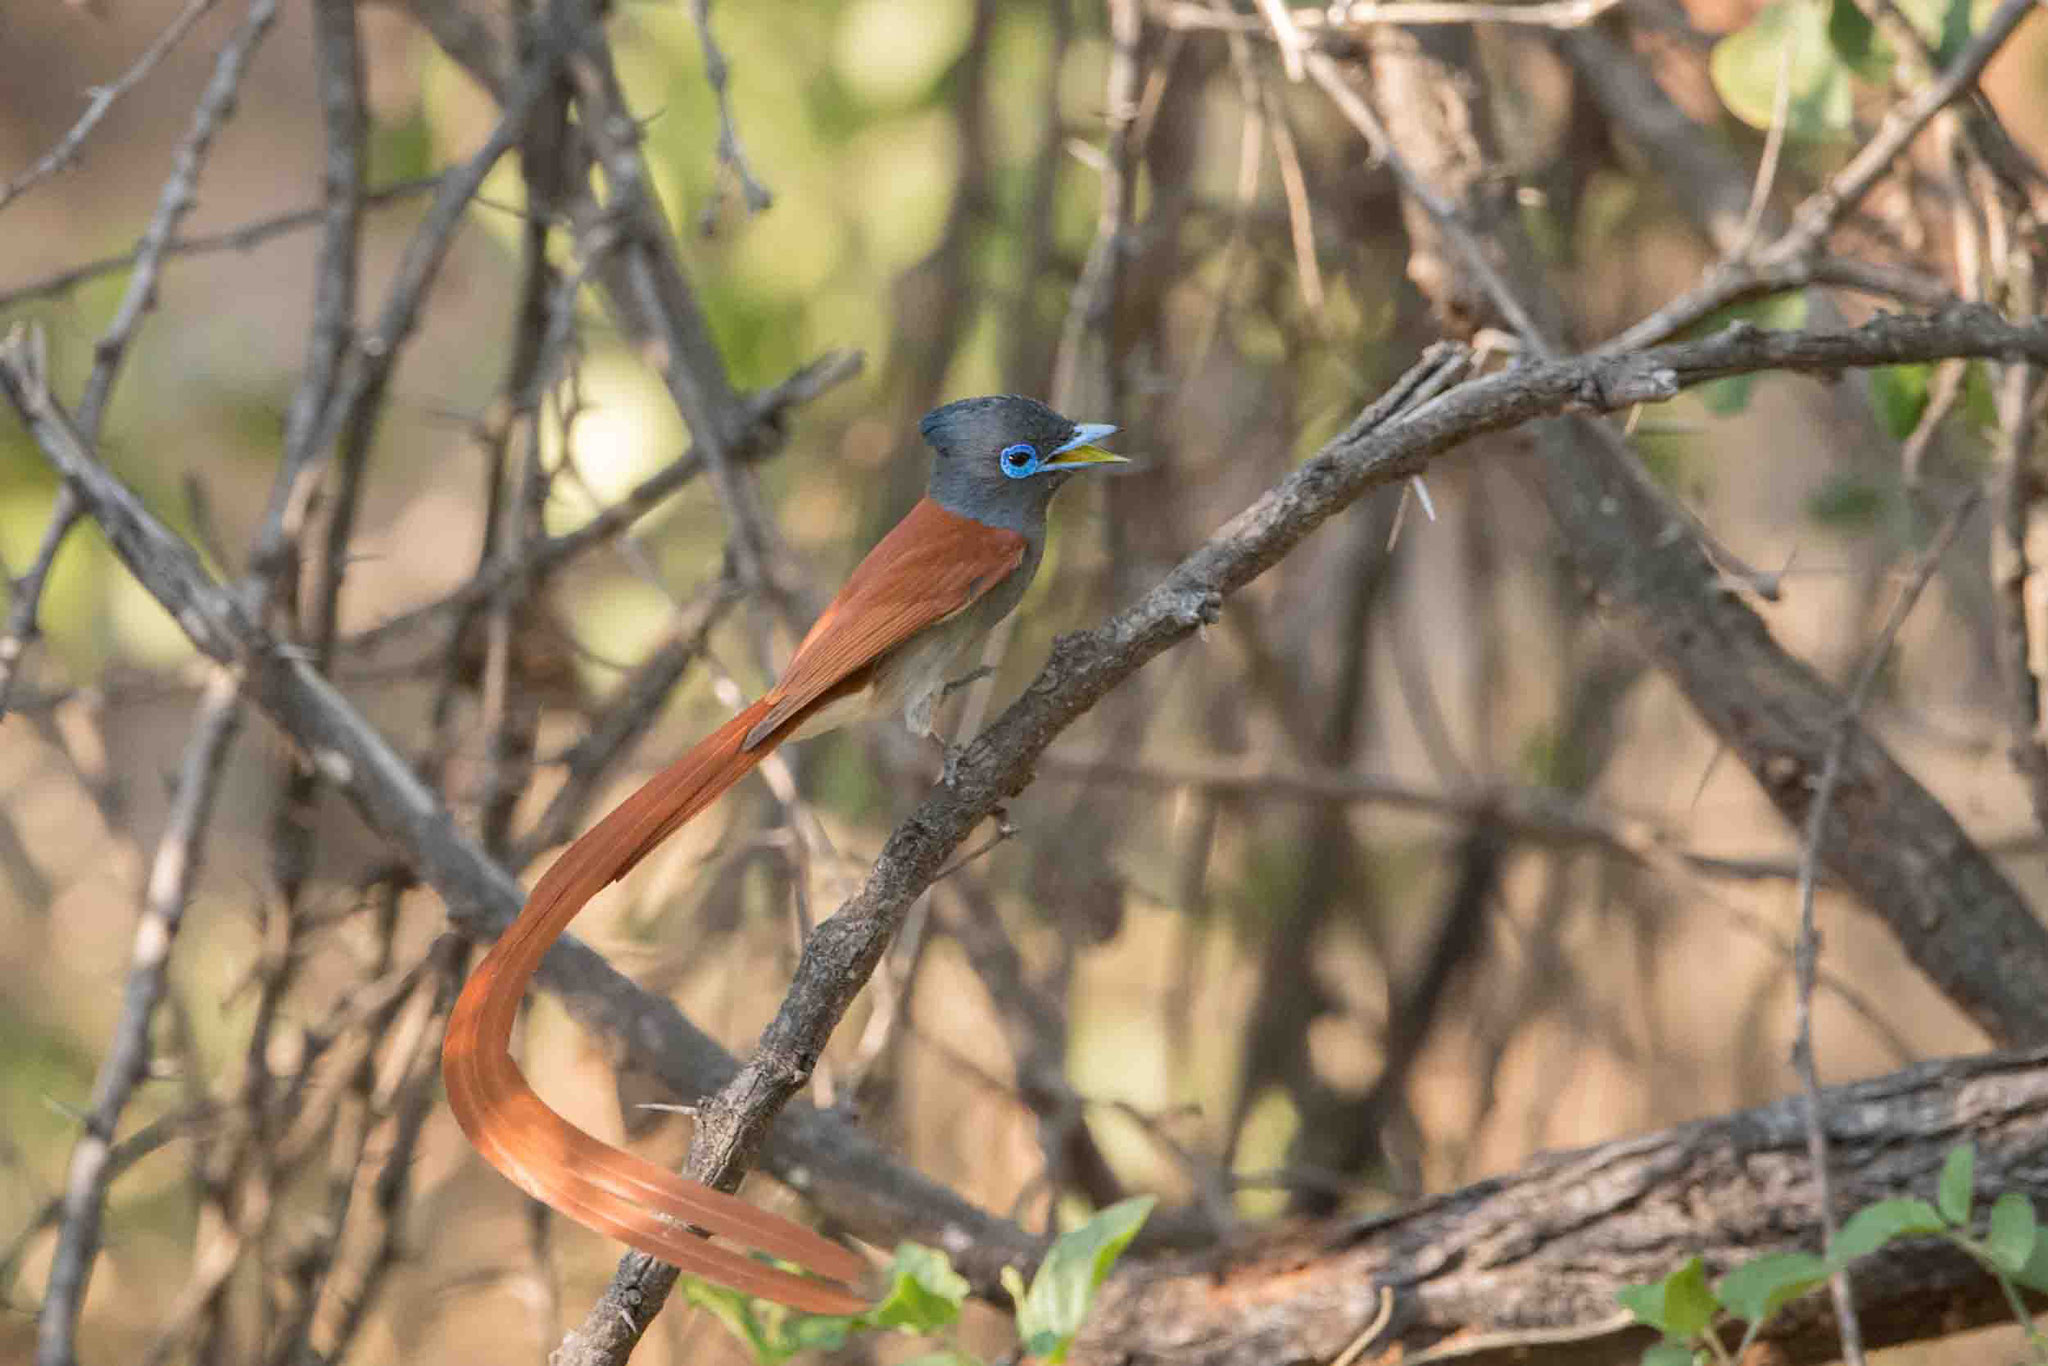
[3,0,2048,1361]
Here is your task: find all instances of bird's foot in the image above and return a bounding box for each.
[938,665,995,701]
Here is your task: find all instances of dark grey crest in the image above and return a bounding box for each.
[918,395,1079,465]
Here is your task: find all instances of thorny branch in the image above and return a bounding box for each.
[0,0,218,214]
[345,348,862,654]
[687,0,771,222]
[34,672,243,1366]
[0,175,446,312]
[10,0,2048,1357]
[1788,489,1983,1366]
[10,291,2048,1356]
[1,0,282,722]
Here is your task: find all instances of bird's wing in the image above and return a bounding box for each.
[746,497,1027,745]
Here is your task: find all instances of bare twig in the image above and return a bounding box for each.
[1039,752,1820,881]
[1,0,283,724]
[1253,0,1310,80]
[12,310,2048,1349]
[553,10,787,612]
[1053,0,1145,413]
[35,669,244,1366]
[1760,0,2043,268]
[0,175,445,312]
[1729,23,1799,259]
[1304,52,1554,350]
[77,0,283,436]
[250,0,366,597]
[512,578,741,864]
[345,348,862,652]
[0,1106,217,1288]
[1997,375,2048,827]
[1148,0,1628,33]
[277,23,575,549]
[0,0,218,214]
[1789,488,1982,1366]
[0,485,85,718]
[1598,256,1957,356]
[0,319,1039,1296]
[687,0,772,222]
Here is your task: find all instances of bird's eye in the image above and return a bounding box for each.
[999,442,1038,478]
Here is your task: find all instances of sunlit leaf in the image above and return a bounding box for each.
[1012,1196,1156,1362]
[1830,1198,1945,1266]
[1869,363,1932,441]
[1893,0,1975,61]
[1938,1144,1976,1225]
[1710,0,1855,138]
[1987,1193,2038,1275]
[867,1243,972,1333]
[1616,1258,1715,1341]
[1825,0,1886,75]
[1717,1252,1829,1324]
[2012,1219,2048,1293]
[677,1279,783,1364]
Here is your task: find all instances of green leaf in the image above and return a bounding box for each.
[779,1313,857,1355]
[1830,1197,1945,1266]
[1961,359,2001,432]
[1749,291,1813,331]
[1825,0,1886,75]
[867,1244,972,1333]
[1804,471,1887,530]
[1642,1344,1699,1366]
[1716,1252,1829,1324]
[1869,363,1932,440]
[1894,0,1975,62]
[1663,1257,1718,1340]
[677,1279,783,1365]
[1939,1145,1977,1225]
[368,109,436,184]
[1616,1258,1715,1341]
[1987,1192,2039,1275]
[1710,0,1855,139]
[1696,375,1758,416]
[1012,1196,1156,1363]
[1616,1282,1670,1334]
[2012,1220,2048,1293]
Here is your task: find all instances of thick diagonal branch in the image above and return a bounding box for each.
[1068,1046,2048,1366]
[11,309,2048,1354]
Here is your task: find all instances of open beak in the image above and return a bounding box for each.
[1041,422,1127,471]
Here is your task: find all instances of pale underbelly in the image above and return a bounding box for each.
[779,609,982,745]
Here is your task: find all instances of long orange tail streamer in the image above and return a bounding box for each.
[442,698,869,1313]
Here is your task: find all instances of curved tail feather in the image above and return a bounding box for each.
[443,698,869,1313]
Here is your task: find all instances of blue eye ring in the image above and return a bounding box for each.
[999,442,1039,478]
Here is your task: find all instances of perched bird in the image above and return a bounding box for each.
[442,396,1124,1313]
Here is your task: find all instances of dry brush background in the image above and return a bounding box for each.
[3,0,2048,1363]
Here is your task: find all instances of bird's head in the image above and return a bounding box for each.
[919,395,1125,531]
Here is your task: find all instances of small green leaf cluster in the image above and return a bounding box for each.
[1710,0,1983,140]
[682,1195,1156,1365]
[1617,1144,2048,1366]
